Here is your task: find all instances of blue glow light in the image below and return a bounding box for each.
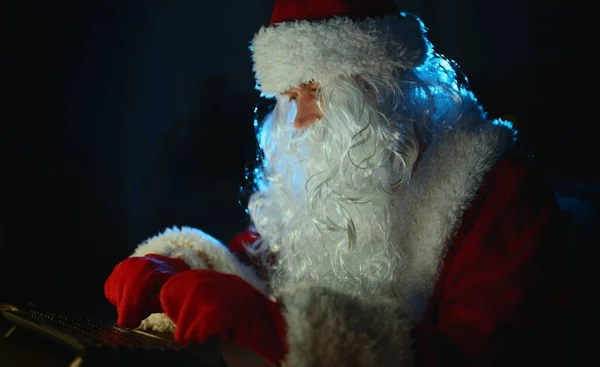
[493,119,514,129]
[493,119,518,141]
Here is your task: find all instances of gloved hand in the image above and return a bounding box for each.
[159,269,287,365]
[104,254,191,328]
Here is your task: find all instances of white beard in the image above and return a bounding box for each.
[248,78,419,300]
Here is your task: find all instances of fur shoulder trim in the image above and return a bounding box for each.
[395,90,517,320]
[251,13,428,97]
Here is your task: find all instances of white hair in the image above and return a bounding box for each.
[246,55,464,299]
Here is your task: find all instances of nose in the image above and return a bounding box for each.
[293,92,324,129]
[294,111,321,128]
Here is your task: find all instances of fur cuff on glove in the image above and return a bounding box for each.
[132,226,264,290]
[275,286,414,367]
[132,227,265,332]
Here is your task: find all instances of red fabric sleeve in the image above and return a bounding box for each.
[228,225,260,267]
[228,225,274,281]
[415,154,571,366]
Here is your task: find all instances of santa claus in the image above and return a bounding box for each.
[104,0,571,366]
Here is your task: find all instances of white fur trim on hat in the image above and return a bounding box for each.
[251,13,428,97]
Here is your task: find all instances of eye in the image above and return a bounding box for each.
[288,95,297,102]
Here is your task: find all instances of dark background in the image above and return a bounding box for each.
[3,0,598,331]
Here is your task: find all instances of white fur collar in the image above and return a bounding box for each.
[395,95,516,321]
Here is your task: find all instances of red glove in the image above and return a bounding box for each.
[159,269,287,365]
[104,254,191,328]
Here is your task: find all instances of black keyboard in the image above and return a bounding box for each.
[1,303,227,366]
[26,308,181,351]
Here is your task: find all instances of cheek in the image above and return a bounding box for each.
[294,98,316,115]
[300,97,324,116]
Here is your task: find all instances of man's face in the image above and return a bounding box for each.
[282,82,325,128]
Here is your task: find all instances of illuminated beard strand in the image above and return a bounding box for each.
[248,77,419,299]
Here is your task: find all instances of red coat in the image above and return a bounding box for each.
[228,152,571,366]
[413,153,570,365]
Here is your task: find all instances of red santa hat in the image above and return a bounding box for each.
[251,0,429,97]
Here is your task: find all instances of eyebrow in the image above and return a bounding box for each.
[283,83,319,96]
